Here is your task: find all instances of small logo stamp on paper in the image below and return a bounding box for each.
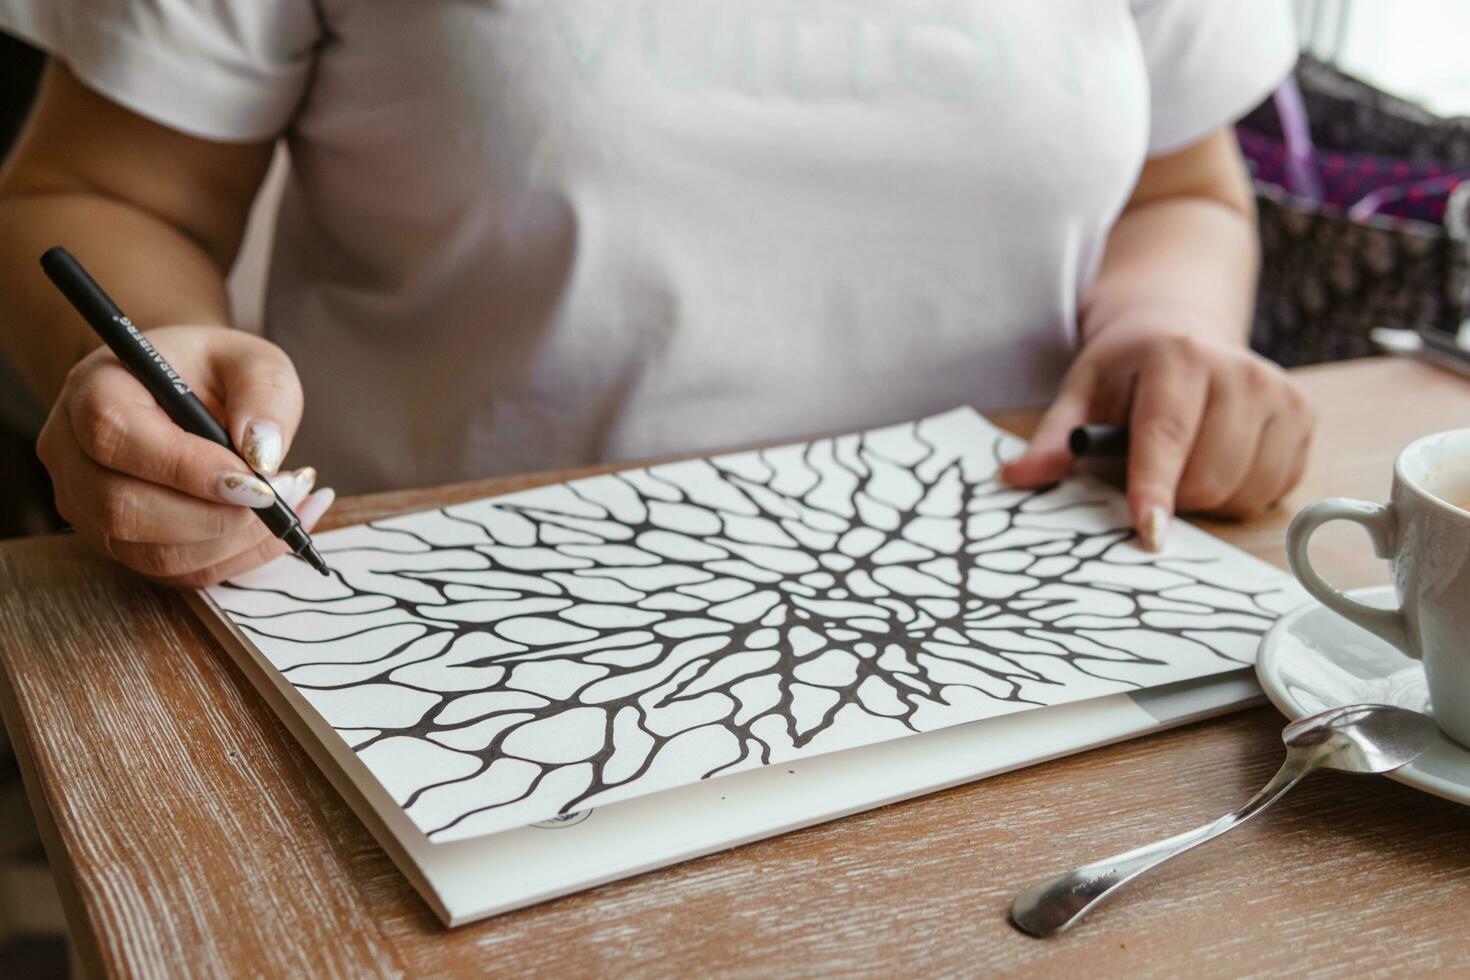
[531,809,593,829]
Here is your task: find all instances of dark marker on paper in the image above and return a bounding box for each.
[39,246,330,576]
[1068,424,1129,458]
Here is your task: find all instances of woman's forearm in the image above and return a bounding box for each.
[0,188,233,403]
[0,61,271,404]
[1081,128,1258,348]
[1081,193,1257,347]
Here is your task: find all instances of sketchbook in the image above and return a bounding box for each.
[191,407,1306,925]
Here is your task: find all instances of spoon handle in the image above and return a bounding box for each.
[1009,751,1314,937]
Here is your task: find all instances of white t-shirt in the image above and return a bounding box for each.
[1,0,1295,494]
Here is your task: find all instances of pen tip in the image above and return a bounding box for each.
[304,544,330,576]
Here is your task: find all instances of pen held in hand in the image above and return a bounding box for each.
[1067,424,1166,551]
[38,246,330,576]
[1068,424,1129,458]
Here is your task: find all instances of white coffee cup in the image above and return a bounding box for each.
[1287,429,1470,747]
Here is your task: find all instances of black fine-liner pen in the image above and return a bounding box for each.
[39,246,329,576]
[1068,424,1129,458]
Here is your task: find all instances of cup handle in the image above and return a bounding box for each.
[1285,498,1413,657]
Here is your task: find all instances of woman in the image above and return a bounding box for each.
[0,1,1314,586]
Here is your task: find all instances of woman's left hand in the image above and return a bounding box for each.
[1000,325,1317,550]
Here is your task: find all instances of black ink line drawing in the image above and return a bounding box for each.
[211,412,1296,842]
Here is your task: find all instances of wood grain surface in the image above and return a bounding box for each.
[2,357,1468,978]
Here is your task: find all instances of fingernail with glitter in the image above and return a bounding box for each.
[1140,505,1170,552]
[214,471,277,509]
[241,420,284,476]
[292,466,318,506]
[269,467,317,508]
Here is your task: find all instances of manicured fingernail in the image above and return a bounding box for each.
[241,420,283,476]
[269,467,317,508]
[1140,505,1170,552]
[214,472,277,509]
[296,487,335,529]
[290,467,319,508]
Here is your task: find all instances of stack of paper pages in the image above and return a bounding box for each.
[189,408,1304,925]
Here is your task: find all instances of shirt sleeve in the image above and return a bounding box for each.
[1131,0,1297,156]
[0,0,322,142]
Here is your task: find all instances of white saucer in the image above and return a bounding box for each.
[1257,586,1470,806]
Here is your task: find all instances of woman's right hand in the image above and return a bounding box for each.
[37,324,335,588]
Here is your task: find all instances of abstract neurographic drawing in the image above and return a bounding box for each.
[207,409,1301,842]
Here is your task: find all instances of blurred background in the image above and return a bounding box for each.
[1298,0,1470,114]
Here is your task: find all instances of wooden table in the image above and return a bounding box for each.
[2,357,1468,978]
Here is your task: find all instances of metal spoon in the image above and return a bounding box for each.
[1009,703,1438,937]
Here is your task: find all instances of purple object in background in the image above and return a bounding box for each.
[1274,77,1325,203]
[1239,78,1470,225]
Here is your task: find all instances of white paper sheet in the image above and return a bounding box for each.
[207,408,1302,842]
